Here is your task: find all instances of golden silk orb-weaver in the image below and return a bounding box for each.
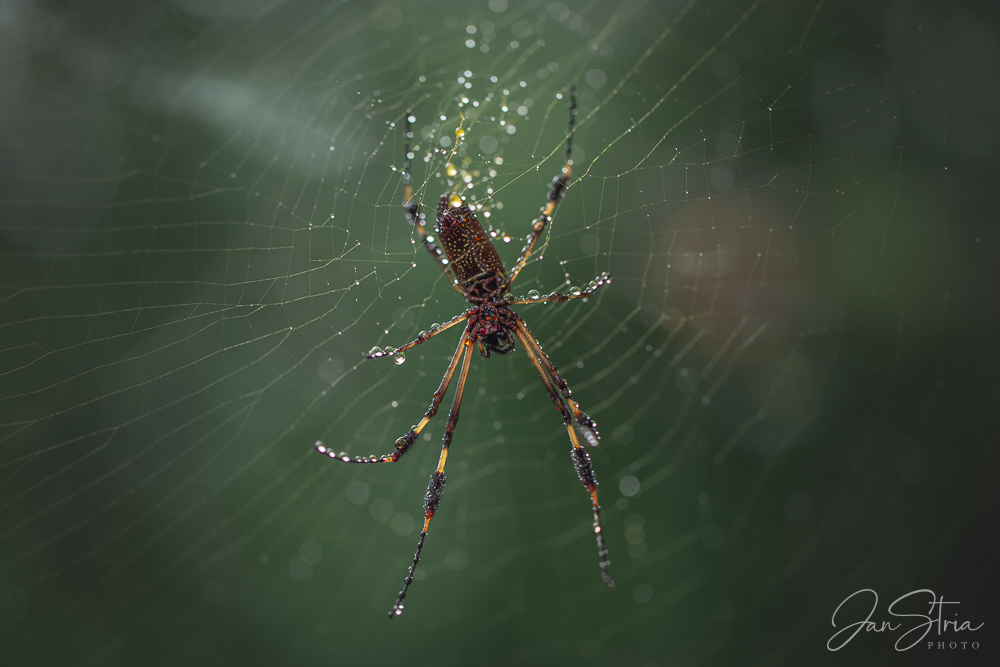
[316,86,613,617]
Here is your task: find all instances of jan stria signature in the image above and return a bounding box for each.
[827,589,984,651]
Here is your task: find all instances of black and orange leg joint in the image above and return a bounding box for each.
[531,172,569,235]
[546,366,600,439]
[380,390,449,464]
[547,173,570,207]
[571,447,614,588]
[389,470,446,618]
[327,387,447,465]
[389,430,418,461]
[424,470,446,523]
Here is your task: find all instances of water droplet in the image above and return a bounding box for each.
[581,428,599,447]
[368,346,383,357]
[392,351,406,365]
[527,290,540,300]
[446,163,459,177]
[455,127,465,139]
[502,292,514,301]
[569,285,582,296]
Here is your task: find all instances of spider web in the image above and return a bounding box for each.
[2,0,998,665]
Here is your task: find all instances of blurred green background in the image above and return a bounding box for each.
[1,0,997,665]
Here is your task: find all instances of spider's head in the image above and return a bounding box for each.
[478,331,515,358]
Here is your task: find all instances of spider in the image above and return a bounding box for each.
[315,86,614,618]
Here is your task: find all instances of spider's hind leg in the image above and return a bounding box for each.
[510,318,614,588]
[511,315,601,446]
[315,326,470,465]
[389,335,475,617]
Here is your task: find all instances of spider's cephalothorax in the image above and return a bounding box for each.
[468,297,516,358]
[315,86,615,618]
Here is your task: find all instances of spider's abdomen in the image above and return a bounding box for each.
[436,194,507,299]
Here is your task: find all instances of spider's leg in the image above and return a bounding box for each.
[510,320,614,588]
[390,334,475,618]
[505,85,577,288]
[366,309,474,360]
[507,272,611,306]
[315,324,470,464]
[512,315,600,446]
[403,111,465,295]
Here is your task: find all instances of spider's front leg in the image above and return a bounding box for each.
[506,85,577,288]
[402,111,447,272]
[401,110,467,296]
